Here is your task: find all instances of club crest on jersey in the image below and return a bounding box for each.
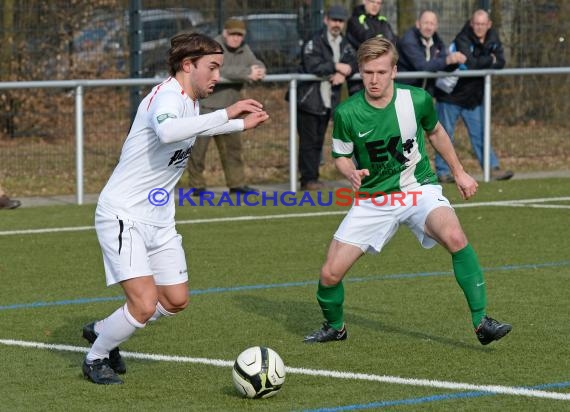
[157,113,177,124]
[168,147,192,167]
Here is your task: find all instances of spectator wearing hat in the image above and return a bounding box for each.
[296,5,357,190]
[188,18,266,195]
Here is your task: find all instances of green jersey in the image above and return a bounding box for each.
[332,83,438,195]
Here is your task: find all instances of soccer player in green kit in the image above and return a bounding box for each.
[304,37,511,345]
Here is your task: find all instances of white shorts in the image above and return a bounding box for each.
[95,208,188,286]
[334,184,453,254]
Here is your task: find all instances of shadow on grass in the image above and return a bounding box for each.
[48,315,98,382]
[50,313,156,383]
[232,294,317,333]
[347,313,490,352]
[233,294,491,352]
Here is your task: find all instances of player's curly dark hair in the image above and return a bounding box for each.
[167,32,223,77]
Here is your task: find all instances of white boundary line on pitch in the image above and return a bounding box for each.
[1,196,569,237]
[1,338,569,401]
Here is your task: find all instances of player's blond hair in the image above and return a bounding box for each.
[357,37,398,67]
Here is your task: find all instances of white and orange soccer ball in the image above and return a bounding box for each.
[232,346,286,399]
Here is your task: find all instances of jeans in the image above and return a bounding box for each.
[435,101,500,177]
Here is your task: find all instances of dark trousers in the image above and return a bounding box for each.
[297,109,330,185]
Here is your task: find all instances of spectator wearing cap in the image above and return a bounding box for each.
[187,18,266,195]
[296,5,357,190]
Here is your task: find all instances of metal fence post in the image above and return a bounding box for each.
[289,78,298,192]
[483,73,492,182]
[75,85,84,205]
[129,0,143,123]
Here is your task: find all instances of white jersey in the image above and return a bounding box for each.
[98,77,244,226]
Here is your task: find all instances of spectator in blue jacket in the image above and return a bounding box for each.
[297,5,357,190]
[397,10,466,96]
[434,9,513,183]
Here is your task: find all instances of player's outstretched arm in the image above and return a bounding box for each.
[196,103,267,138]
[226,99,264,119]
[427,122,478,200]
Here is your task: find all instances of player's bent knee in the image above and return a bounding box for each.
[158,282,190,313]
[162,296,189,313]
[171,297,189,313]
[320,267,342,286]
[444,230,468,253]
[129,299,159,323]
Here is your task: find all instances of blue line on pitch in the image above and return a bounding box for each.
[1,260,569,311]
[301,381,570,411]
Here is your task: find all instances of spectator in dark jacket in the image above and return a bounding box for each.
[434,9,513,183]
[346,0,396,94]
[397,10,466,96]
[297,5,357,190]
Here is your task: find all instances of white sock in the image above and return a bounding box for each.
[148,301,175,322]
[86,303,145,362]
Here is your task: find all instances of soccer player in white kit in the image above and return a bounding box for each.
[303,37,511,345]
[82,32,269,384]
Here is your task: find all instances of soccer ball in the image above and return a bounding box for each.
[232,346,286,399]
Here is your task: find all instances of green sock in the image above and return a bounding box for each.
[316,281,344,330]
[452,244,487,328]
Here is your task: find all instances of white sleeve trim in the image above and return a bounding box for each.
[332,138,353,155]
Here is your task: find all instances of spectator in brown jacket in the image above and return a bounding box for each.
[188,19,266,195]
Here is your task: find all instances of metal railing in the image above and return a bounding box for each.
[1,67,569,204]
